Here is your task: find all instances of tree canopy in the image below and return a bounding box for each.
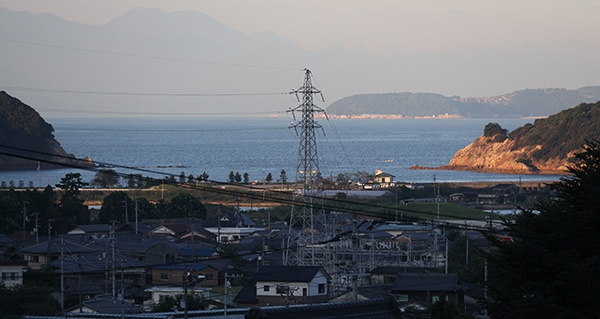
[484,139,600,318]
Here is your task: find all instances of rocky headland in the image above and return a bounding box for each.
[0,91,94,170]
[416,101,600,174]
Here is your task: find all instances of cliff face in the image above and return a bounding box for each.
[443,133,571,174]
[0,91,92,170]
[440,102,600,174]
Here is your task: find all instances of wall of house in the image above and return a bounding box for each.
[151,267,219,287]
[0,264,24,287]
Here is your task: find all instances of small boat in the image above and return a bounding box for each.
[384,159,394,163]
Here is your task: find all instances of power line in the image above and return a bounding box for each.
[33,107,284,116]
[0,143,498,228]
[0,38,299,71]
[1,85,289,98]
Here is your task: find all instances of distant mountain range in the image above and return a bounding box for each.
[325,86,600,118]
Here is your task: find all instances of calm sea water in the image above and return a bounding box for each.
[1,117,565,187]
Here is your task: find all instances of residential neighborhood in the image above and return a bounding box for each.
[0,166,562,319]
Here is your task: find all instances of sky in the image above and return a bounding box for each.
[2,0,599,54]
[1,0,600,116]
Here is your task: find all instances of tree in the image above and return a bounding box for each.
[201,171,209,182]
[243,172,249,184]
[265,173,273,183]
[234,171,242,183]
[484,140,600,319]
[228,171,235,183]
[56,173,88,197]
[97,191,132,223]
[279,169,287,184]
[166,193,207,220]
[91,169,120,188]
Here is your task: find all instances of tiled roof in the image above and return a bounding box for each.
[254,265,328,282]
[50,251,149,274]
[19,238,96,254]
[390,273,462,292]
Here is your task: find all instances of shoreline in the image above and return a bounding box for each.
[410,164,569,176]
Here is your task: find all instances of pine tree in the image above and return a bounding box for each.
[485,140,600,318]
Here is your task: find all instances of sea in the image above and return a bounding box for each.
[0,117,566,187]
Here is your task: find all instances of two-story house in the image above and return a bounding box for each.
[235,265,330,307]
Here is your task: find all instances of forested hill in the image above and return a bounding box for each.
[0,91,91,170]
[326,86,600,118]
[440,101,600,174]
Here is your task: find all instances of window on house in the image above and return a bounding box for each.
[10,273,17,280]
[205,274,214,280]
[302,288,307,296]
[318,284,326,294]
[1,272,6,280]
[160,273,168,280]
[264,285,270,292]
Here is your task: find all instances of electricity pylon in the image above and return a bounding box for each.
[285,69,329,266]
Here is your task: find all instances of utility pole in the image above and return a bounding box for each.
[34,212,39,244]
[124,198,128,224]
[135,200,138,234]
[47,219,54,267]
[352,221,358,301]
[110,221,116,300]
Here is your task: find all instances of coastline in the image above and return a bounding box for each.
[410,164,569,176]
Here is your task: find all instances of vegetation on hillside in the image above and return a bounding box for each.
[508,101,600,161]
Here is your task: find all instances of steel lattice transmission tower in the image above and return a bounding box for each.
[285,69,329,266]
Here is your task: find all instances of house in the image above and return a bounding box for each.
[389,273,464,307]
[87,237,180,265]
[373,170,395,188]
[203,227,264,243]
[150,263,219,287]
[0,260,27,287]
[235,265,331,307]
[50,251,149,301]
[67,224,110,239]
[19,238,95,270]
[66,293,143,315]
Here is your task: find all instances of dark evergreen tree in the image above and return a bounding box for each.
[279,169,287,184]
[166,193,206,220]
[97,191,131,223]
[56,172,88,197]
[91,169,120,188]
[485,140,600,319]
[265,173,273,183]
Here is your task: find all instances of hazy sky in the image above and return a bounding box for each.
[2,0,599,54]
[1,0,600,114]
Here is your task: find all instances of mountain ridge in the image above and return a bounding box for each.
[326,87,600,118]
